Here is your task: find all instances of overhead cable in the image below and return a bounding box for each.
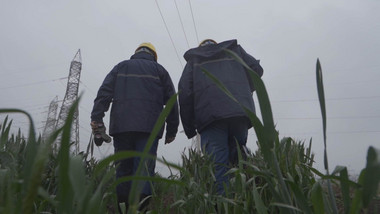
[154,0,183,68]
[188,0,200,44]
[271,95,380,103]
[0,77,67,90]
[275,115,380,120]
[174,0,190,49]
[79,80,97,96]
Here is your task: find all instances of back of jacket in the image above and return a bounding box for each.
[91,52,179,138]
[178,40,263,138]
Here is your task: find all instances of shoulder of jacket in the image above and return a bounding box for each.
[155,62,168,72]
[115,59,130,67]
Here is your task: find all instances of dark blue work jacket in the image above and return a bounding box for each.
[91,52,179,138]
[178,39,263,139]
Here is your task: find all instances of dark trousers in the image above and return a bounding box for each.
[200,117,248,195]
[113,132,158,205]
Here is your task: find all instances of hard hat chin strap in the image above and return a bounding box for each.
[136,47,155,57]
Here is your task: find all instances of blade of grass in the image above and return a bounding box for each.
[201,53,294,212]
[224,49,276,145]
[0,116,12,148]
[57,97,81,213]
[113,175,185,190]
[128,93,179,211]
[270,202,303,213]
[316,59,329,172]
[311,181,325,214]
[87,165,115,214]
[252,176,268,214]
[94,151,183,176]
[331,166,351,213]
[362,146,380,208]
[350,170,365,214]
[0,109,44,214]
[68,155,87,213]
[287,181,313,213]
[316,58,338,214]
[201,68,270,163]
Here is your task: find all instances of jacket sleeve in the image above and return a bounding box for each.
[178,63,197,139]
[91,66,118,123]
[239,46,264,92]
[160,66,179,138]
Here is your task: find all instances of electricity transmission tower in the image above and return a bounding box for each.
[55,49,82,154]
[42,96,59,141]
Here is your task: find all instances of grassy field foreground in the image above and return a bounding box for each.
[1,58,379,214]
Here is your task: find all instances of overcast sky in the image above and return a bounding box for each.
[1,0,379,177]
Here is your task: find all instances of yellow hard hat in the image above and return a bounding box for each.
[199,39,217,47]
[136,42,157,60]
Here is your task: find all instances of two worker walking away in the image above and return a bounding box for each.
[91,39,263,211]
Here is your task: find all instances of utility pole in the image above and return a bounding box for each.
[42,96,59,141]
[55,49,82,154]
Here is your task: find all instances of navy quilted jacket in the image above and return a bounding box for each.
[178,39,263,139]
[91,52,179,138]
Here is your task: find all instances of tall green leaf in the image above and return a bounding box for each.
[315,59,338,214]
[362,146,380,208]
[349,169,366,214]
[311,181,325,214]
[0,116,12,148]
[316,59,328,172]
[224,49,276,147]
[202,51,295,212]
[56,97,81,213]
[252,176,268,214]
[128,93,179,212]
[332,166,351,213]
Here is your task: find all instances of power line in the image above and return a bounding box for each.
[327,130,380,134]
[271,95,380,103]
[174,0,190,49]
[79,105,92,115]
[0,77,67,90]
[79,80,97,96]
[79,123,92,135]
[264,64,380,82]
[188,0,199,44]
[275,115,380,120]
[276,130,380,136]
[0,61,67,74]
[248,130,380,137]
[154,0,183,68]
[0,103,48,110]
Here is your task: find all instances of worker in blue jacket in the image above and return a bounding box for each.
[91,42,179,212]
[178,39,263,195]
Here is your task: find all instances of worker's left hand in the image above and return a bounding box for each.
[90,121,99,133]
[165,136,175,144]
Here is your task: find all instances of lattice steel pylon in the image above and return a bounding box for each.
[42,96,59,141]
[55,49,82,154]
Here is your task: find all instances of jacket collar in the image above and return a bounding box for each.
[131,51,156,62]
[183,39,238,61]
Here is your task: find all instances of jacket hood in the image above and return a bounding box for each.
[130,51,156,62]
[184,39,238,61]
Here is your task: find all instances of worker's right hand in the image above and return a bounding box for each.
[90,121,99,133]
[90,121,105,134]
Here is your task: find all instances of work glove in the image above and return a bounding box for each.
[90,121,112,146]
[165,135,175,144]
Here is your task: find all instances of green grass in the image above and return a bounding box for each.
[0,58,379,213]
